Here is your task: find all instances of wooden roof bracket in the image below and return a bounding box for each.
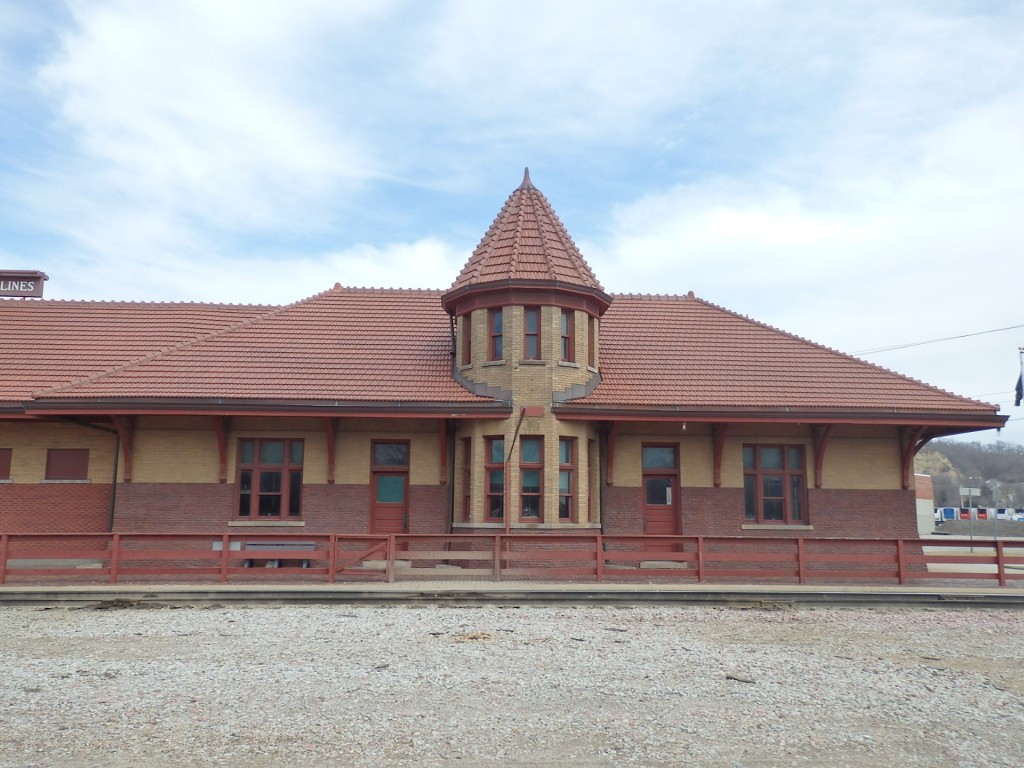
[812,424,832,489]
[325,417,338,485]
[899,426,927,490]
[712,423,730,488]
[213,416,231,484]
[110,415,134,484]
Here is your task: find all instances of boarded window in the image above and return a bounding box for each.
[45,448,89,480]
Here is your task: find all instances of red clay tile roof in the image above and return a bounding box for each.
[0,288,1002,423]
[0,299,275,402]
[448,169,605,293]
[23,287,499,406]
[575,294,1000,414]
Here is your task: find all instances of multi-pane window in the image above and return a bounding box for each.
[372,441,409,469]
[485,437,505,521]
[0,448,12,480]
[558,438,576,521]
[560,309,575,362]
[743,445,806,524]
[461,314,472,365]
[45,448,89,480]
[523,307,541,360]
[488,308,503,361]
[237,439,304,518]
[520,436,544,520]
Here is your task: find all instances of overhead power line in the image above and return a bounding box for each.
[855,323,1024,355]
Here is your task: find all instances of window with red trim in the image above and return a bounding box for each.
[743,445,806,524]
[523,306,541,360]
[587,315,596,368]
[488,309,504,361]
[461,314,472,365]
[236,439,304,518]
[485,437,504,521]
[560,309,575,362]
[558,438,576,521]
[45,448,89,480]
[520,436,543,521]
[0,448,11,480]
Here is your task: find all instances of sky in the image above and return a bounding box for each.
[1,0,1022,445]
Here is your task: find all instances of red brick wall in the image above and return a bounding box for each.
[0,483,111,532]
[109,482,449,535]
[602,486,918,539]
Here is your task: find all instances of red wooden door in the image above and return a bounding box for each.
[643,475,677,535]
[642,445,678,551]
[371,472,408,534]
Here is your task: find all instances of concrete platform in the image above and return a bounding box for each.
[1,580,1022,608]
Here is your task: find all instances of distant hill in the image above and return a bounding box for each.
[915,440,1024,508]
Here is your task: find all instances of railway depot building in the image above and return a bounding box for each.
[0,171,1008,543]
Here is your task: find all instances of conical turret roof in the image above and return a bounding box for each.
[442,170,611,315]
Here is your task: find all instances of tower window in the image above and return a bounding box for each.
[523,307,541,360]
[560,309,575,362]
[489,309,503,361]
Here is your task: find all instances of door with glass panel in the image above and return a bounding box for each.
[371,441,409,534]
[642,444,678,548]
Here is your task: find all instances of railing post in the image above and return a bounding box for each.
[386,535,396,584]
[797,538,806,584]
[595,534,604,582]
[109,534,121,584]
[219,534,230,583]
[493,535,502,582]
[696,536,705,583]
[327,534,337,584]
[996,540,1007,588]
[896,539,906,585]
[0,534,8,585]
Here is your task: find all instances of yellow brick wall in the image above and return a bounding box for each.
[131,429,221,483]
[821,437,902,489]
[455,416,600,525]
[0,422,116,483]
[610,426,902,491]
[458,306,598,400]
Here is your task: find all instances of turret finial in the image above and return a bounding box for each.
[518,167,534,190]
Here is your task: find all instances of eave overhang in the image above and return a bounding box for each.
[441,279,612,318]
[552,403,1007,433]
[17,397,513,419]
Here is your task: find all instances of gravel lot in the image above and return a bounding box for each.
[1,602,1022,767]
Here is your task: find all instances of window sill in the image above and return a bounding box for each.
[457,363,473,371]
[0,479,11,484]
[587,365,598,374]
[518,359,547,366]
[557,360,579,368]
[229,520,306,527]
[482,360,506,368]
[741,524,813,531]
[41,479,90,484]
[453,522,602,529]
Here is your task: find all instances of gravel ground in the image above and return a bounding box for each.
[1,602,1022,767]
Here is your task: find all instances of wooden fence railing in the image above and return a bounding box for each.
[1,533,1022,587]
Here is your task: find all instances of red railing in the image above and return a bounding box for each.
[0,533,1022,587]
